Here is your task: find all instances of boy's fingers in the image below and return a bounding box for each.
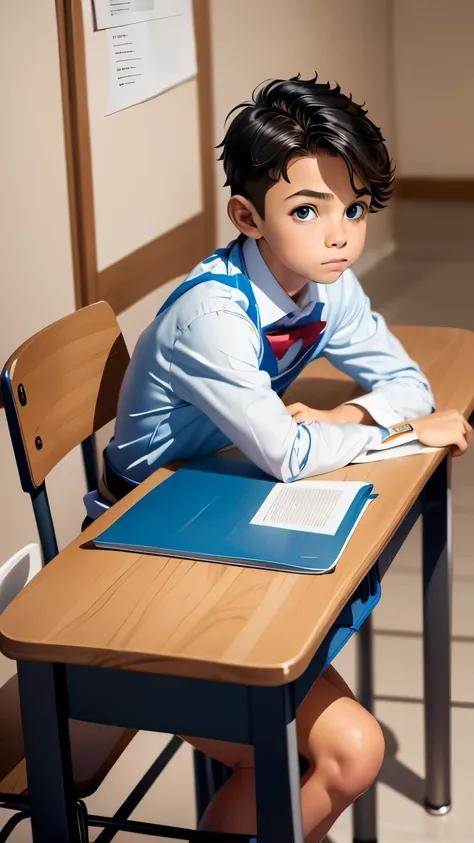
[452,413,471,434]
[293,412,310,424]
[452,435,468,456]
[286,403,305,415]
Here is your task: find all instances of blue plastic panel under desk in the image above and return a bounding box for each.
[318,563,381,674]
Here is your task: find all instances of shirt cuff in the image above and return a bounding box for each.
[343,393,404,428]
[370,422,419,451]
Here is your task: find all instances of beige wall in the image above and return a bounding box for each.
[210,0,396,275]
[0,3,86,562]
[0,0,396,564]
[393,0,474,177]
[81,0,202,271]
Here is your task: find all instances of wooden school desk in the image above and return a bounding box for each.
[0,325,473,843]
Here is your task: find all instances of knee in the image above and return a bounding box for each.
[233,746,255,772]
[318,709,385,801]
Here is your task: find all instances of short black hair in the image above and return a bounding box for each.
[218,74,394,217]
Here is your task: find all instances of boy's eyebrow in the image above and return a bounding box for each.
[286,189,334,201]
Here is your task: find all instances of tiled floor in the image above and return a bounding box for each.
[331,199,474,843]
[1,199,473,841]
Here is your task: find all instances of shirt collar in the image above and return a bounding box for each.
[241,237,320,328]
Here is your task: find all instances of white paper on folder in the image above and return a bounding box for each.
[105,2,196,115]
[250,480,368,536]
[352,441,439,464]
[93,0,181,30]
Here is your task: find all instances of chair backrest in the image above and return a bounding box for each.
[1,301,129,491]
[0,544,42,614]
[1,302,130,560]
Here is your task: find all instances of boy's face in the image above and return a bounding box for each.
[229,154,370,290]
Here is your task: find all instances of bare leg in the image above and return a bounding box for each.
[185,665,384,841]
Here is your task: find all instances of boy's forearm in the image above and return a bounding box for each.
[329,403,375,426]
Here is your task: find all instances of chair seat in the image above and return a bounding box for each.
[0,674,135,796]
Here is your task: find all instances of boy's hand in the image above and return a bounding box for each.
[410,410,472,456]
[287,403,472,457]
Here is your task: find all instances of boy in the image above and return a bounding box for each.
[87,76,470,841]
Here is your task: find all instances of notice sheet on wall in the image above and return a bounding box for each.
[93,0,180,30]
[104,0,196,115]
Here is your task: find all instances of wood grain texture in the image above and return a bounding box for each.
[2,301,129,488]
[56,0,215,313]
[97,215,206,314]
[193,0,217,256]
[1,326,473,685]
[396,178,474,201]
[96,0,216,314]
[55,0,98,308]
[0,673,135,796]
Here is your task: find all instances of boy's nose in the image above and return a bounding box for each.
[325,230,348,249]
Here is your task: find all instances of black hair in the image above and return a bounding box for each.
[218,74,394,217]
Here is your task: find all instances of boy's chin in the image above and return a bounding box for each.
[314,266,348,284]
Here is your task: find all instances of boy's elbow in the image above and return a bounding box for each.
[409,386,435,419]
[271,463,294,483]
[267,456,304,484]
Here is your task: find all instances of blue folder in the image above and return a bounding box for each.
[93,451,376,575]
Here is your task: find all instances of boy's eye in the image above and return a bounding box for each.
[291,205,317,222]
[346,202,366,220]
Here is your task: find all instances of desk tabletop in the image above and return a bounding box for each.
[1,326,473,686]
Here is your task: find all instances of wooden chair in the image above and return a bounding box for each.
[1,301,130,562]
[0,303,198,840]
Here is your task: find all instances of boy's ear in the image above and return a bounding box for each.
[227,195,263,240]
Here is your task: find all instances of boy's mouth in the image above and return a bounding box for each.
[321,258,347,266]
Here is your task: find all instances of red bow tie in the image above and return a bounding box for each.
[264,321,327,361]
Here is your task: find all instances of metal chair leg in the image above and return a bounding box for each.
[194,750,211,822]
[76,801,89,843]
[81,435,99,493]
[93,736,183,842]
[209,759,231,793]
[353,614,377,843]
[193,751,229,822]
[0,811,30,843]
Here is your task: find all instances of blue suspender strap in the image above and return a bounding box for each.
[156,241,261,332]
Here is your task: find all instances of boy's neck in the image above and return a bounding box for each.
[256,238,309,299]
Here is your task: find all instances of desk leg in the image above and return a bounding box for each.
[422,457,452,815]
[352,614,377,843]
[250,685,304,843]
[17,661,80,843]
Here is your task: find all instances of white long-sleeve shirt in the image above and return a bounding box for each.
[102,237,434,492]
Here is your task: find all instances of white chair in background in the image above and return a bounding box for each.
[0,544,42,615]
